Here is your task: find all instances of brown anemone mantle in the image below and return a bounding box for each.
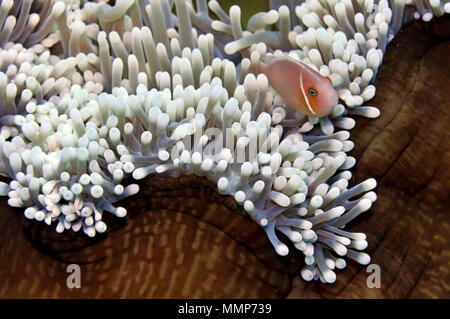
[0,16,449,299]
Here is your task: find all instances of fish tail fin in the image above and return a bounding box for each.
[256,61,268,76]
[257,54,285,77]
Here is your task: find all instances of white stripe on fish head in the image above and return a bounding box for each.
[299,72,316,116]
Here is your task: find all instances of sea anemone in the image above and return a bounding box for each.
[209,0,449,133]
[0,0,447,288]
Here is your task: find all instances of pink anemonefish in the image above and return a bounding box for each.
[257,55,339,117]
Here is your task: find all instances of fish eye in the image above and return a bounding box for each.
[308,88,317,96]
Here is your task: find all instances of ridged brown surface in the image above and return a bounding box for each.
[0,17,449,299]
[0,175,295,298]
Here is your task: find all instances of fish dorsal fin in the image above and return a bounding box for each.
[261,54,320,78]
[261,54,302,67]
